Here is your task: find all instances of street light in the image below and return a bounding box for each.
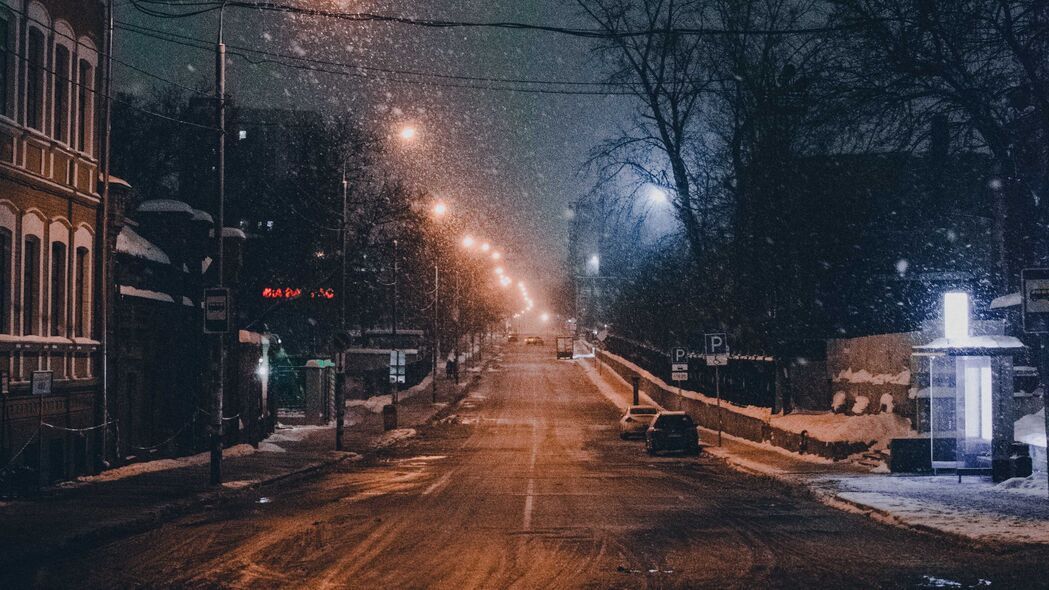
[399,126,417,141]
[480,242,491,253]
[433,201,448,217]
[491,251,501,261]
[462,235,475,248]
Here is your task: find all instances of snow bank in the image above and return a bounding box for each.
[268,424,329,443]
[770,412,913,448]
[1015,408,1046,448]
[376,428,416,448]
[118,285,174,304]
[73,444,256,484]
[994,476,1048,498]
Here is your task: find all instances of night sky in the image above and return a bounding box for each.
[114,0,634,296]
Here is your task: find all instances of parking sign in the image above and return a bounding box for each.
[704,333,729,366]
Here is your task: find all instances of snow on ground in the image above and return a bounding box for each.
[376,428,417,448]
[258,442,286,453]
[268,424,331,443]
[770,412,913,449]
[826,474,1049,545]
[347,375,435,414]
[70,444,257,484]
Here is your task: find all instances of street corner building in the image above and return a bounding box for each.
[0,0,106,490]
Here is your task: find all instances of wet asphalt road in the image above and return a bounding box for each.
[14,343,1049,589]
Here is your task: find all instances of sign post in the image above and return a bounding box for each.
[670,347,689,400]
[1021,268,1049,497]
[389,350,406,404]
[704,333,730,446]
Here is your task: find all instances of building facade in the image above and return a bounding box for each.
[0,0,104,489]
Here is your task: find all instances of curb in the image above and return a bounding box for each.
[0,352,496,573]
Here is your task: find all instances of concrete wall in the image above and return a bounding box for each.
[826,332,917,419]
[597,350,870,461]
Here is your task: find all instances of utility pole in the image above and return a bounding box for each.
[432,263,439,403]
[335,169,348,451]
[392,239,399,405]
[98,0,115,471]
[210,3,227,486]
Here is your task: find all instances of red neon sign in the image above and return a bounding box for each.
[261,288,335,300]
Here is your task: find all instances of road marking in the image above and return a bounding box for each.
[523,478,535,531]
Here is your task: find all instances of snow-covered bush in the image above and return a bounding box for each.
[831,391,847,414]
[851,395,870,415]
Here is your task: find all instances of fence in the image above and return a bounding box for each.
[605,334,777,408]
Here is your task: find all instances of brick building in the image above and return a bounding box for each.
[0,0,105,489]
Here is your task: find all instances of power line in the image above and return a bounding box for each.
[134,0,879,38]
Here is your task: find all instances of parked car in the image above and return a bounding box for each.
[525,336,544,346]
[508,333,519,342]
[619,405,660,438]
[645,411,700,456]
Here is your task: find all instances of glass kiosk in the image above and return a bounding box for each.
[912,293,1024,482]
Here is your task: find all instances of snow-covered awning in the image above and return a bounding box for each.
[209,227,247,240]
[137,199,195,216]
[116,226,170,265]
[914,335,1025,356]
[990,292,1021,309]
[190,209,214,224]
[119,285,175,304]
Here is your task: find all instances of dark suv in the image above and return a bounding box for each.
[645,412,700,456]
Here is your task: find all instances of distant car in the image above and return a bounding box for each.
[619,405,659,438]
[525,336,544,346]
[508,333,519,342]
[645,411,700,456]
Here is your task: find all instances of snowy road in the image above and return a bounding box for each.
[15,344,1049,589]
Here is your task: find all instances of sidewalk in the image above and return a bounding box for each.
[576,355,1049,546]
[0,355,494,569]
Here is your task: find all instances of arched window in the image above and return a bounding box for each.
[53,21,74,144]
[0,3,17,120]
[75,37,96,155]
[25,27,43,131]
[23,235,39,335]
[49,241,65,336]
[74,245,87,337]
[72,225,91,338]
[0,227,10,334]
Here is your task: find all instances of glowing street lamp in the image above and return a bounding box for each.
[494,266,504,275]
[462,235,475,248]
[480,242,491,253]
[540,313,550,322]
[433,201,448,217]
[491,251,501,261]
[399,126,417,141]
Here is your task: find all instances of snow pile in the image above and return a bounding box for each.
[376,428,416,448]
[770,412,912,448]
[73,444,256,484]
[994,476,1048,498]
[268,424,330,443]
[851,395,870,414]
[348,394,395,414]
[258,442,286,453]
[1015,408,1046,448]
[879,393,895,414]
[834,368,910,385]
[831,391,847,413]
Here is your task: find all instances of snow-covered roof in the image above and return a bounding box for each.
[990,292,1021,309]
[190,209,214,224]
[181,296,194,307]
[119,285,175,304]
[116,226,170,265]
[914,335,1026,355]
[100,174,132,189]
[209,227,248,239]
[239,330,267,344]
[137,199,195,216]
